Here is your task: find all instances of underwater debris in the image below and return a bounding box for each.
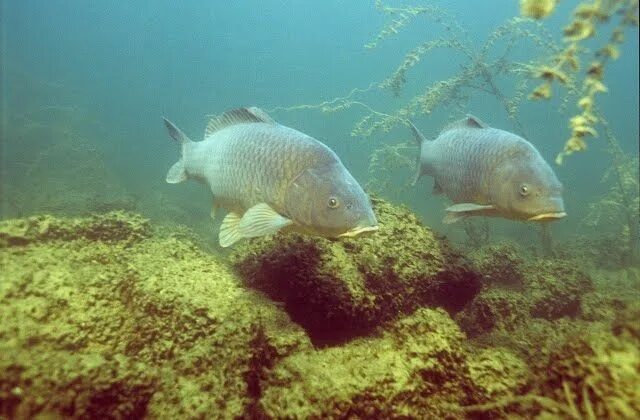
[230,196,482,345]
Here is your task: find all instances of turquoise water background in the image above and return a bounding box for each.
[2,0,638,249]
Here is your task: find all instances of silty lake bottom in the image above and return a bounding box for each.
[1,0,639,418]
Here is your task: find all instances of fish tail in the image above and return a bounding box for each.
[163,117,193,184]
[408,121,429,186]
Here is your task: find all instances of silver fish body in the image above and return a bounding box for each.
[164,107,377,247]
[411,115,566,223]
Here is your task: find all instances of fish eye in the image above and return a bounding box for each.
[327,197,340,209]
[519,184,530,197]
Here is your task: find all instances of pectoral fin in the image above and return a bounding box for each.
[443,203,495,224]
[238,203,293,238]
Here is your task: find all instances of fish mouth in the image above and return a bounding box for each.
[337,225,379,238]
[527,212,567,222]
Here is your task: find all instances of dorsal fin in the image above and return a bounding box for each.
[204,107,276,138]
[442,114,489,132]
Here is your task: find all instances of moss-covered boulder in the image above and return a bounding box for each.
[458,246,595,338]
[230,197,482,344]
[455,288,531,337]
[525,259,594,320]
[467,347,530,400]
[258,308,478,418]
[0,212,309,419]
[0,211,151,246]
[468,242,526,289]
[531,319,640,418]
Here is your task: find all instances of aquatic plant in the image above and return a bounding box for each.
[365,141,416,196]
[271,1,562,138]
[582,118,639,265]
[268,1,567,195]
[522,0,639,163]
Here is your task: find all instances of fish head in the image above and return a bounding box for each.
[285,163,378,238]
[491,150,566,222]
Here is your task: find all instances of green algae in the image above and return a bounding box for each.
[0,212,309,419]
[458,242,596,339]
[230,197,482,345]
[259,308,477,418]
[1,210,638,419]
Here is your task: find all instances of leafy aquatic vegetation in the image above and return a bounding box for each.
[1,210,638,419]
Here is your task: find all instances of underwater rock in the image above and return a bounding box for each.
[532,321,640,418]
[455,288,530,337]
[230,197,482,344]
[258,308,480,418]
[525,259,594,320]
[0,211,151,247]
[468,242,526,289]
[467,347,530,400]
[458,251,595,338]
[0,212,309,419]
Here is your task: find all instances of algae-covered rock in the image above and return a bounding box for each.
[467,347,530,400]
[525,259,594,320]
[258,308,479,418]
[468,242,526,289]
[0,212,309,419]
[0,211,151,247]
[456,288,530,337]
[458,251,595,338]
[230,197,482,344]
[532,320,640,418]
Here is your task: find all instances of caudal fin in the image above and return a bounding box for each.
[162,117,193,184]
[408,121,428,186]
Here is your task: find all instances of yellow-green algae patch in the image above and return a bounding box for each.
[1,211,638,419]
[0,212,310,418]
[259,308,514,418]
[230,197,482,344]
[457,242,596,338]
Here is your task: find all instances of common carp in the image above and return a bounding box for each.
[164,107,378,247]
[410,115,566,223]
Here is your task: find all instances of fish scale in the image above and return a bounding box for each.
[190,123,334,212]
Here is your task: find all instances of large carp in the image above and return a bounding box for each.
[164,107,378,247]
